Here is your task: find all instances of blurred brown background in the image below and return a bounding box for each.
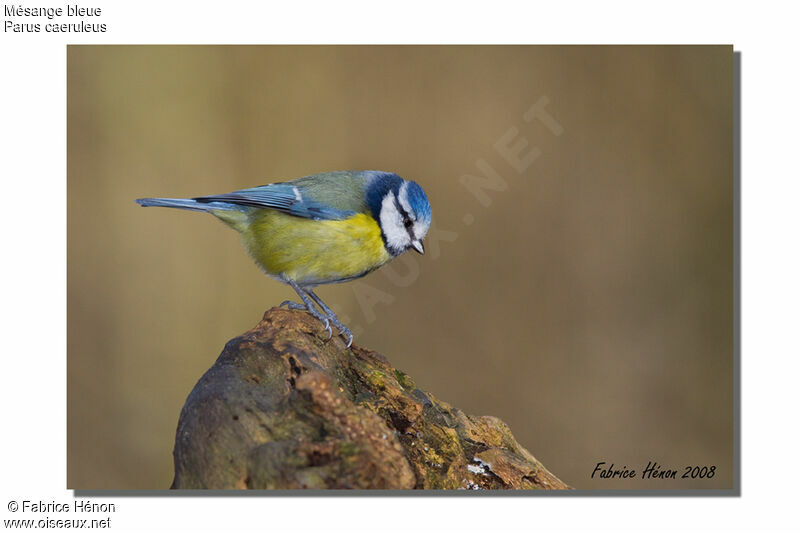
[67,46,733,490]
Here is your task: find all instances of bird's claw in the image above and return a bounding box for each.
[315,316,353,347]
[280,299,332,339]
[322,318,333,340]
[306,307,333,341]
[327,317,353,348]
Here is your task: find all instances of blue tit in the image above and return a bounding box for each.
[136,170,432,347]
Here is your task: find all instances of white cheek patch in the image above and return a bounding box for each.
[380,192,411,252]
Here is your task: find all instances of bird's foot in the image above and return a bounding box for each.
[304,290,355,348]
[280,300,305,310]
[326,315,354,348]
[280,300,332,339]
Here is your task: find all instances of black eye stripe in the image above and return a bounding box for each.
[392,196,415,238]
[394,195,410,220]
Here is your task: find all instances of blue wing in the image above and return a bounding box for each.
[194,182,356,221]
[193,171,397,221]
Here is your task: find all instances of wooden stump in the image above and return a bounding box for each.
[172,308,569,490]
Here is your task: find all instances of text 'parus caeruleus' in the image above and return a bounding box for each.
[136,170,432,347]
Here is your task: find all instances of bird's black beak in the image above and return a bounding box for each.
[411,240,425,255]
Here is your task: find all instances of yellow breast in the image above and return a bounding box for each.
[234,210,392,285]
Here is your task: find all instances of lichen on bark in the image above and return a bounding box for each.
[171,308,569,490]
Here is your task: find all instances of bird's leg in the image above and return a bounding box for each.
[283,280,332,339]
[307,290,354,348]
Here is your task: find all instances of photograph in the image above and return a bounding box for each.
[66,45,734,491]
[12,1,800,531]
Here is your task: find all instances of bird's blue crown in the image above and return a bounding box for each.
[404,181,432,223]
[365,171,431,224]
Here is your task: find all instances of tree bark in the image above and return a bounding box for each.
[171,308,569,490]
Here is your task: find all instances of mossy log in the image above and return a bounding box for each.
[171,308,569,490]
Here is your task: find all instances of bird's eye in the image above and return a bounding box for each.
[404,218,413,229]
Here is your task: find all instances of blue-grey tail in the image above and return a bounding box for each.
[135,197,238,212]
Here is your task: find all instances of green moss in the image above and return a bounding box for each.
[431,426,463,460]
[393,370,416,391]
[365,370,387,390]
[420,445,444,467]
[338,440,360,458]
